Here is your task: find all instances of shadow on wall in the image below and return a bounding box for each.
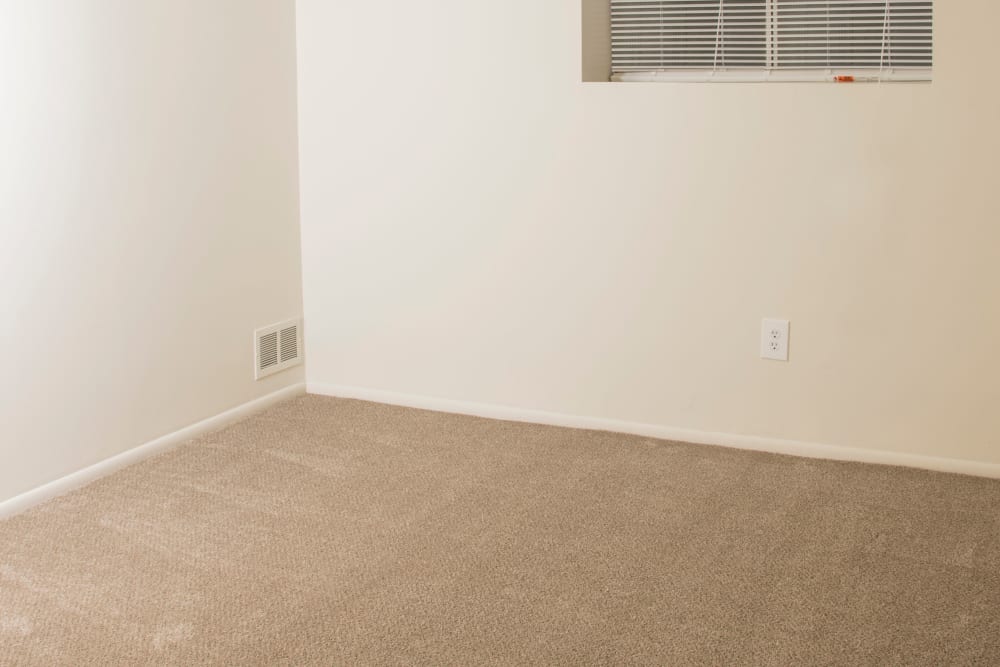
[582,0,611,81]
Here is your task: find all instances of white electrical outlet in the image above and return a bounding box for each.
[761,318,790,361]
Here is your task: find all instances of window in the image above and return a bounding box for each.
[610,0,933,82]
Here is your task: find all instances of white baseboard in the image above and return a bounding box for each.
[309,382,1000,480]
[0,383,307,520]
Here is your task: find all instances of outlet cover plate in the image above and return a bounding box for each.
[761,318,790,361]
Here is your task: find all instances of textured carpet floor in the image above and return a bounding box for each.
[2,395,1000,665]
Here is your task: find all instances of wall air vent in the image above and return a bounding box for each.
[255,318,303,380]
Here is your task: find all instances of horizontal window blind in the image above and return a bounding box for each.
[774,1,933,69]
[611,0,767,70]
[610,0,933,79]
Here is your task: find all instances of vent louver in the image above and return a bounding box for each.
[280,327,298,363]
[255,318,303,380]
[259,332,279,370]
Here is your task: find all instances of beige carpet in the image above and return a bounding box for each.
[2,395,1000,665]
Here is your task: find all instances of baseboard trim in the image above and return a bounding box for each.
[308,382,1000,480]
[0,383,307,520]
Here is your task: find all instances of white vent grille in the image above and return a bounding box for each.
[255,318,303,380]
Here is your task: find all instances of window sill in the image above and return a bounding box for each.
[611,70,932,84]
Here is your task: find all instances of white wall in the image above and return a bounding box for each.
[296,0,1000,466]
[0,1,304,503]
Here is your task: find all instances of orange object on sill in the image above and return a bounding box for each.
[835,75,856,83]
